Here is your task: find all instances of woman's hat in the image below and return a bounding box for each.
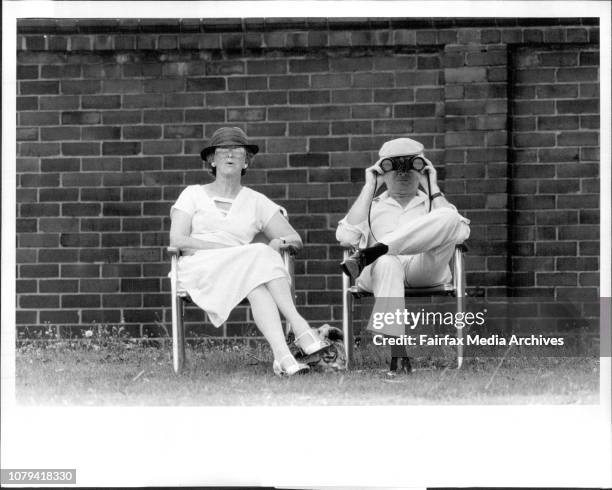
[200,127,259,160]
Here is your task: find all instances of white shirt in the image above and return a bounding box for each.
[171,185,282,247]
[336,190,460,249]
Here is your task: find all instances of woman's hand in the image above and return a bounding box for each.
[268,238,284,253]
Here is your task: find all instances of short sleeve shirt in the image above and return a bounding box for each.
[171,185,281,246]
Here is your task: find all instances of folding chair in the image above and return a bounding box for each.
[168,216,296,374]
[341,244,467,369]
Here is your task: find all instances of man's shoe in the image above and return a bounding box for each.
[340,250,366,280]
[386,356,413,379]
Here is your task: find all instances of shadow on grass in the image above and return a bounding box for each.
[14,336,599,406]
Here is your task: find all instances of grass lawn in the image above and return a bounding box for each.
[14,339,599,406]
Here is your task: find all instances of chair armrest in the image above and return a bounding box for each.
[340,243,356,261]
[281,245,299,256]
[456,243,468,253]
[167,246,181,257]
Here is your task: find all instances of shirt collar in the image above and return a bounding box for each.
[378,189,428,210]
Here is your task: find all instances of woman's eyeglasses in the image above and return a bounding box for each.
[215,147,246,157]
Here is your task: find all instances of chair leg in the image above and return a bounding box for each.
[172,295,186,374]
[453,246,467,369]
[456,295,465,369]
[343,290,354,369]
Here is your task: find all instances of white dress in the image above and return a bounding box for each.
[171,185,289,327]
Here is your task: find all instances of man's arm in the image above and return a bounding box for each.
[344,161,384,225]
[421,157,454,211]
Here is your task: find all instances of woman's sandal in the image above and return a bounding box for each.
[273,354,310,377]
[294,327,331,356]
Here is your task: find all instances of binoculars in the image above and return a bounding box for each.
[379,155,426,174]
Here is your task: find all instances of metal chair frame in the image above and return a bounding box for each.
[168,233,296,374]
[341,244,467,369]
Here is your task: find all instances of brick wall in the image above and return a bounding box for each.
[15,18,600,338]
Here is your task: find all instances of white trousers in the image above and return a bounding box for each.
[357,207,470,336]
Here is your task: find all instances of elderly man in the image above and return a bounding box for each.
[336,138,470,376]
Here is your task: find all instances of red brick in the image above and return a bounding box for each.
[268,107,309,121]
[538,148,580,163]
[142,140,182,155]
[62,142,100,156]
[82,95,121,109]
[20,264,59,278]
[82,64,121,78]
[61,294,100,308]
[288,153,330,167]
[538,115,579,130]
[80,243,120,264]
[514,68,555,84]
[39,310,79,324]
[60,263,100,278]
[20,81,59,95]
[103,79,143,94]
[557,131,598,146]
[205,92,245,107]
[60,233,100,247]
[185,77,226,92]
[336,120,373,134]
[39,279,79,293]
[17,96,38,111]
[102,141,141,155]
[352,72,393,88]
[103,203,141,216]
[311,73,351,89]
[226,76,266,91]
[556,99,599,114]
[82,157,121,172]
[20,111,60,126]
[61,80,101,94]
[536,273,577,286]
[164,125,203,139]
[513,133,555,148]
[121,247,160,262]
[185,109,225,123]
[143,78,185,93]
[536,242,577,256]
[165,93,204,107]
[537,84,579,99]
[557,194,599,209]
[61,203,101,216]
[62,111,101,125]
[227,108,265,122]
[39,248,79,263]
[17,65,39,79]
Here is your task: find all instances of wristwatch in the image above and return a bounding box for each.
[430,191,444,201]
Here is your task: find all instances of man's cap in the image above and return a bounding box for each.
[200,127,259,160]
[379,138,424,158]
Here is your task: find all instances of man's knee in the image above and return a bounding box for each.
[371,255,404,280]
[432,208,470,241]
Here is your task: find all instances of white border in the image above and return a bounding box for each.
[2,1,611,487]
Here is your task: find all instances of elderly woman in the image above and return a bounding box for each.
[170,127,328,376]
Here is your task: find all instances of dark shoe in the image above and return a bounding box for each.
[386,356,413,379]
[340,250,366,280]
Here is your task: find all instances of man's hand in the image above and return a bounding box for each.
[364,159,384,190]
[419,156,440,194]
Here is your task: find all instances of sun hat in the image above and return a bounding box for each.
[200,127,259,160]
[379,138,424,159]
